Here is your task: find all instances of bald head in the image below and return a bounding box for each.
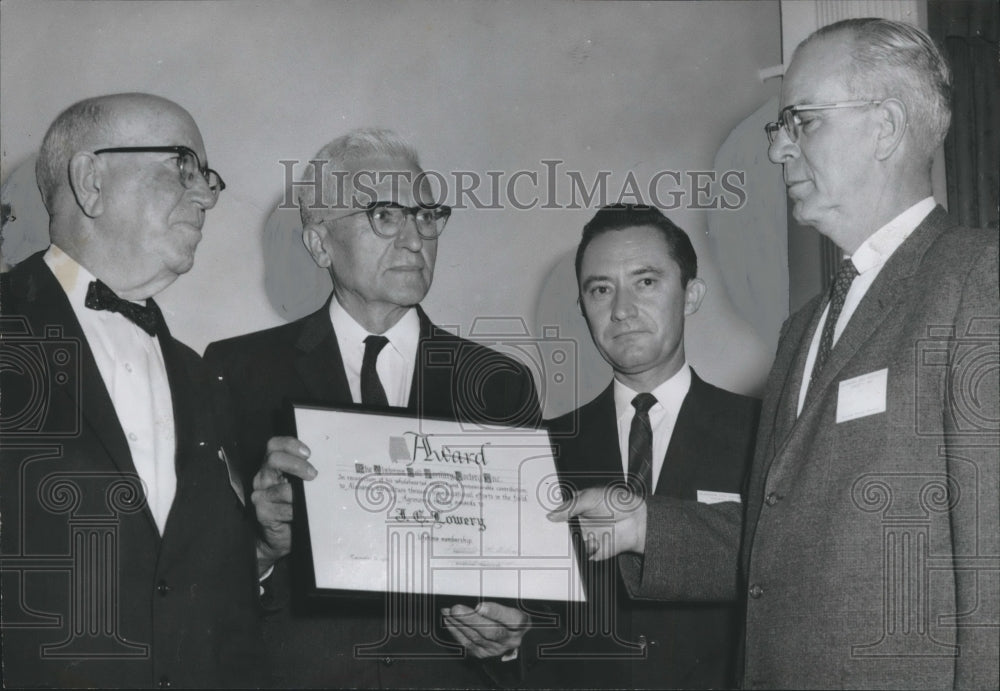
[37,93,217,299]
[36,93,204,215]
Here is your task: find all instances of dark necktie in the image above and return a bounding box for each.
[361,335,390,406]
[810,258,859,388]
[626,393,658,497]
[85,280,161,337]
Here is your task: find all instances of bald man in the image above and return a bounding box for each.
[0,93,264,688]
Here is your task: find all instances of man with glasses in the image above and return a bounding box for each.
[204,128,541,688]
[553,18,998,689]
[0,93,263,687]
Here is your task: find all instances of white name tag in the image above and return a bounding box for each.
[697,490,741,504]
[836,368,888,423]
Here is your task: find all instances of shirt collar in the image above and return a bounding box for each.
[613,363,691,421]
[850,197,935,274]
[328,295,420,358]
[43,244,97,310]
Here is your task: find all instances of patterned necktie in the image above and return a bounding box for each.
[361,335,390,406]
[85,280,161,337]
[810,258,859,388]
[626,393,658,497]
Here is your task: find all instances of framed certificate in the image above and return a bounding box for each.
[291,404,586,603]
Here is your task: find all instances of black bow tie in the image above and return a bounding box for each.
[85,280,161,337]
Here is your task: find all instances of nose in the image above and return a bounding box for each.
[186,174,217,210]
[611,288,637,321]
[393,212,425,251]
[767,126,799,165]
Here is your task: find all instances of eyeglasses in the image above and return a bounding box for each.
[93,145,226,198]
[326,201,452,240]
[764,100,884,144]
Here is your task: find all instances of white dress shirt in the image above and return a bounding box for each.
[44,245,176,534]
[613,364,692,494]
[797,197,936,415]
[329,297,420,406]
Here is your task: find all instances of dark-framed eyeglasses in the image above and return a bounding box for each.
[764,100,884,144]
[326,201,452,240]
[93,145,226,198]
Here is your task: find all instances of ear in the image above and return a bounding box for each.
[68,152,103,218]
[683,278,706,316]
[302,224,332,268]
[874,98,907,161]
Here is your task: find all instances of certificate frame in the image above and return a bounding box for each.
[289,401,585,606]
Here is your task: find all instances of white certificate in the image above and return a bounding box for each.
[293,405,585,603]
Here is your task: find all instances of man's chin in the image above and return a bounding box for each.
[386,276,431,303]
[168,252,197,277]
[790,202,819,230]
[386,287,430,308]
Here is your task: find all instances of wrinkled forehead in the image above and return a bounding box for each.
[342,155,432,207]
[781,35,856,107]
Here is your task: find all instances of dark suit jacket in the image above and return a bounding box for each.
[0,252,264,688]
[632,208,1000,689]
[204,301,541,689]
[533,371,759,689]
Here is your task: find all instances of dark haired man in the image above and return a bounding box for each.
[534,204,759,688]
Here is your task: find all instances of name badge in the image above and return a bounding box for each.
[836,368,888,423]
[697,490,741,505]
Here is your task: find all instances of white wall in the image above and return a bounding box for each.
[1,0,781,414]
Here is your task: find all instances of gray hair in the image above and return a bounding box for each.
[801,18,952,162]
[35,96,115,214]
[297,127,421,227]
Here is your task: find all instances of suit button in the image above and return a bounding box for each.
[749,584,764,599]
[765,493,780,506]
[158,676,171,688]
[382,657,394,666]
[156,580,170,596]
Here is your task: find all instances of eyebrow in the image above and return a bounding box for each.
[629,265,664,277]
[581,266,664,289]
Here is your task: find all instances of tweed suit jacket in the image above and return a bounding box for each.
[533,371,759,689]
[0,251,264,688]
[633,208,999,689]
[204,301,541,689]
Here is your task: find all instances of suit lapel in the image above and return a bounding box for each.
[17,254,158,533]
[156,317,195,475]
[657,371,707,498]
[408,306,451,413]
[156,320,200,546]
[773,298,825,443]
[293,301,352,403]
[801,207,952,411]
[566,385,622,483]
